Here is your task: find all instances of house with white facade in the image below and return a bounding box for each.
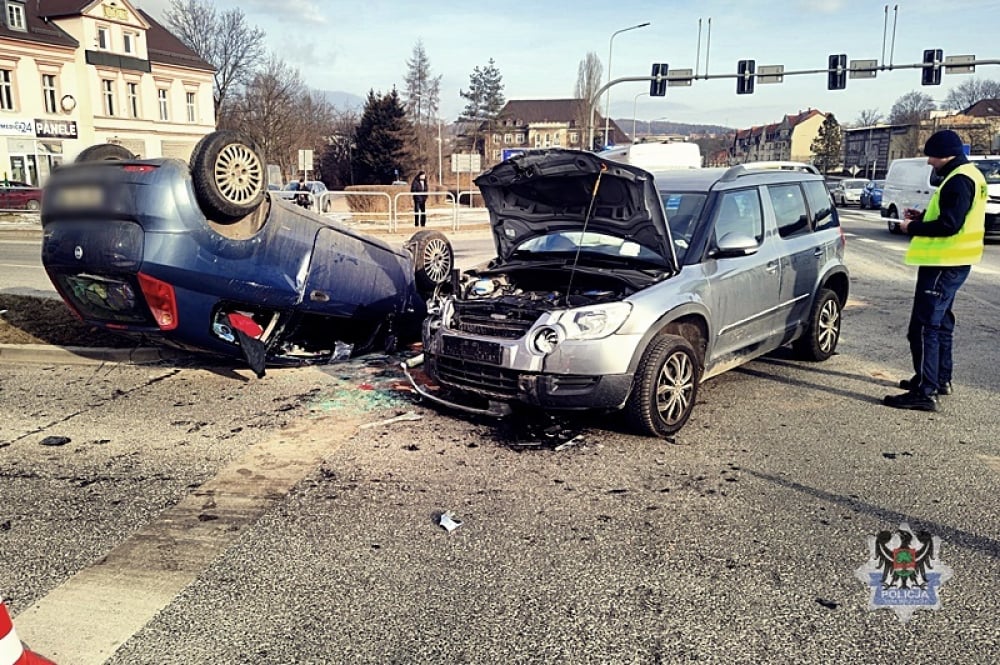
[0,0,214,185]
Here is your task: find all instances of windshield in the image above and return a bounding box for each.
[973,159,1000,184]
[660,191,707,262]
[844,180,867,189]
[515,231,663,264]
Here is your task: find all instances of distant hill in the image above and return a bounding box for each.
[317,90,364,112]
[617,118,733,136]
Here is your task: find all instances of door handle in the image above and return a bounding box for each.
[814,247,823,257]
[766,261,779,273]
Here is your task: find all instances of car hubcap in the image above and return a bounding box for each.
[817,299,840,353]
[214,143,263,205]
[655,351,694,425]
[422,238,452,284]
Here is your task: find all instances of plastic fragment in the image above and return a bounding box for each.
[438,510,463,532]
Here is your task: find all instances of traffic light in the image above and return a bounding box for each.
[827,54,847,90]
[922,49,943,85]
[737,60,755,95]
[650,63,668,97]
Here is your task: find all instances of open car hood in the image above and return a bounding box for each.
[474,149,675,268]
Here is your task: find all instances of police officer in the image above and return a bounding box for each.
[883,129,987,411]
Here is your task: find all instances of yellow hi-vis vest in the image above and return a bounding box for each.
[905,162,986,266]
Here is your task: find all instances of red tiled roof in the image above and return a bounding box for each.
[0,0,77,48]
[962,98,1000,117]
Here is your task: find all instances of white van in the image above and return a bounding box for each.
[880,158,941,234]
[969,156,1000,240]
[599,142,702,170]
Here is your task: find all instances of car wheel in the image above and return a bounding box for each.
[189,130,266,222]
[792,288,841,361]
[406,230,454,292]
[625,334,699,438]
[887,207,900,234]
[26,199,40,211]
[75,143,136,162]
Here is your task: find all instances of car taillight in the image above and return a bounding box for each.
[137,272,178,330]
[122,164,157,173]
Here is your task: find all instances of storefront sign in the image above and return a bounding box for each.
[34,119,78,139]
[0,119,35,136]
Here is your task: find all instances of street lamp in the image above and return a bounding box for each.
[632,91,648,143]
[604,21,651,148]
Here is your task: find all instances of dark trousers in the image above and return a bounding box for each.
[414,199,427,227]
[906,265,971,396]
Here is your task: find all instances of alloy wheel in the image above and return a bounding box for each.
[422,237,452,284]
[817,298,840,354]
[214,143,264,206]
[655,350,695,426]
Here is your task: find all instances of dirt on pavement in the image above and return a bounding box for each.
[0,294,133,347]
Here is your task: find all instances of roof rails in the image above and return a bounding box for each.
[720,160,820,181]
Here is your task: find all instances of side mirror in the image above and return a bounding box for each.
[713,232,760,258]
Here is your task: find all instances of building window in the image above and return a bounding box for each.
[185,92,196,122]
[123,32,136,55]
[127,82,139,118]
[42,74,58,114]
[97,26,110,50]
[503,133,512,144]
[492,133,500,144]
[569,132,579,144]
[0,69,13,110]
[102,79,115,116]
[492,150,501,160]
[553,133,561,147]
[158,88,168,121]
[6,1,25,31]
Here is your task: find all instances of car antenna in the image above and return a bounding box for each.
[564,161,607,306]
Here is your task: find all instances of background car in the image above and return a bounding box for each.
[859,179,885,210]
[282,180,331,212]
[407,150,849,438]
[0,180,42,211]
[40,131,453,375]
[831,178,868,206]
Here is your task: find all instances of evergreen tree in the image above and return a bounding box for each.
[403,41,442,178]
[353,89,414,184]
[810,114,843,174]
[459,58,505,121]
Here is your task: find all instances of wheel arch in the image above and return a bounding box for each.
[626,304,710,376]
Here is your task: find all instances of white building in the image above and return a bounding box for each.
[0,0,214,186]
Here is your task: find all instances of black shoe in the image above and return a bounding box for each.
[883,391,938,412]
[899,377,953,395]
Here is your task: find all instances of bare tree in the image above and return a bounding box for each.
[165,0,266,120]
[888,91,936,125]
[574,52,603,139]
[403,41,442,178]
[856,108,883,127]
[942,77,1000,112]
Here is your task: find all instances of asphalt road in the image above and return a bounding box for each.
[1,209,998,664]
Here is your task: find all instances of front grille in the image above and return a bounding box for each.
[451,302,540,339]
[433,356,521,398]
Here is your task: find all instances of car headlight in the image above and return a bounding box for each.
[557,302,632,340]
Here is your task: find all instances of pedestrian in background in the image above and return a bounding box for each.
[883,129,987,412]
[411,170,428,227]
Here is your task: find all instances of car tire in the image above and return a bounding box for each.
[625,334,699,438]
[405,230,454,292]
[26,199,40,211]
[189,130,266,223]
[886,207,901,234]
[75,143,135,162]
[792,288,841,361]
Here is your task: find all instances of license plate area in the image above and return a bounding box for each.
[441,335,503,365]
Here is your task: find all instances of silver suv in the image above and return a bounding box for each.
[406,150,849,437]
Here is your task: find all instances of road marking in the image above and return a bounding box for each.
[14,411,361,665]
[972,265,999,276]
[980,455,1000,475]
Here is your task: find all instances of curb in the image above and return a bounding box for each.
[0,343,181,366]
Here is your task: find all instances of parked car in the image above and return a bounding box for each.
[281,180,331,212]
[880,158,942,234]
[0,180,42,211]
[859,179,885,210]
[830,178,868,206]
[40,131,453,374]
[969,156,1000,240]
[405,150,849,438]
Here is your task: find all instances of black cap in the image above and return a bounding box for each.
[923,130,965,158]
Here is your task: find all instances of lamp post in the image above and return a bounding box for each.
[436,119,443,187]
[604,21,651,148]
[631,91,648,143]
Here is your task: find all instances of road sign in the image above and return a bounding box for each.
[737,60,756,95]
[668,68,693,87]
[451,153,482,173]
[758,65,784,84]
[945,54,975,74]
[649,63,668,96]
[850,59,878,79]
[501,149,526,161]
[297,149,313,173]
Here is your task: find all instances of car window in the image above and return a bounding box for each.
[803,180,836,231]
[659,191,707,262]
[845,179,867,189]
[973,159,1000,184]
[713,189,763,244]
[768,183,810,238]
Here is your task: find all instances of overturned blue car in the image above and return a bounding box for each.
[40,131,453,374]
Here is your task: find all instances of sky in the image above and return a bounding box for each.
[132,0,1000,130]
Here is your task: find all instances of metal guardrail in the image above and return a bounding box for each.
[392,191,458,233]
[315,190,394,230]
